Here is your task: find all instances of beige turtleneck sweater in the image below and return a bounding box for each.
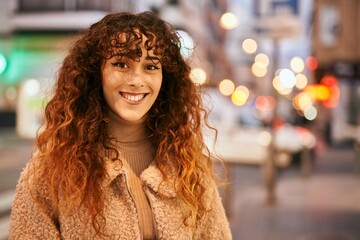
[107,113,155,239]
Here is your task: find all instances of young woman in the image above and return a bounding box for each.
[9,11,232,239]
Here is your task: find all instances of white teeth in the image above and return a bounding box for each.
[122,93,145,102]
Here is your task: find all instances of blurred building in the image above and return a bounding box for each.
[312,0,360,143]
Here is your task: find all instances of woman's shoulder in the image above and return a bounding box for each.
[16,151,53,198]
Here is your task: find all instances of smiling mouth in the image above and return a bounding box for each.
[120,92,147,102]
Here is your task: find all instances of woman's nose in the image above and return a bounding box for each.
[128,70,145,88]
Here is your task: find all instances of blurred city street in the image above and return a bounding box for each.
[226,144,360,240]
[1,129,360,240]
[0,0,360,239]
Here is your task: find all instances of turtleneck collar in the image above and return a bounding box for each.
[107,111,149,143]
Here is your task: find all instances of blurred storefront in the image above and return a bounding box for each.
[312,0,360,144]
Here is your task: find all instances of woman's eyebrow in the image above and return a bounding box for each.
[146,56,160,62]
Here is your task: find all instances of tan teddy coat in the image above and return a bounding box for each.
[9,157,232,239]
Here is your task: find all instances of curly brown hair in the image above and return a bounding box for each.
[30,11,216,235]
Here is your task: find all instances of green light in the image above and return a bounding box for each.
[0,53,7,74]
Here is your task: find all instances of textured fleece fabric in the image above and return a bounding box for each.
[9,158,232,239]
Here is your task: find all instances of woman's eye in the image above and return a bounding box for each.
[112,62,128,68]
[146,65,160,70]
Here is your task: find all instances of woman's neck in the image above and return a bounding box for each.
[107,111,149,143]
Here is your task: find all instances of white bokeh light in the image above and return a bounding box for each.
[177,30,195,59]
[190,68,207,85]
[279,69,296,88]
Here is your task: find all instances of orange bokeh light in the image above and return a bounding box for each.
[304,84,330,101]
[303,74,340,108]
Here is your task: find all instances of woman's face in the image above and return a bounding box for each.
[101,37,163,122]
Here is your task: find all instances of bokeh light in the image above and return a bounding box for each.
[279,68,296,88]
[273,75,293,95]
[0,53,7,74]
[242,38,257,54]
[177,30,194,59]
[321,74,337,86]
[254,53,270,68]
[272,76,281,90]
[23,79,40,96]
[320,75,340,108]
[304,84,330,101]
[277,86,293,95]
[220,12,238,29]
[255,95,276,111]
[252,62,267,77]
[295,73,308,89]
[258,131,272,146]
[235,85,250,98]
[305,56,318,71]
[293,92,313,111]
[290,56,305,73]
[190,68,207,85]
[231,88,249,106]
[219,79,235,96]
[304,105,317,120]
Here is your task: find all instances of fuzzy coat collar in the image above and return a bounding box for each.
[104,159,178,198]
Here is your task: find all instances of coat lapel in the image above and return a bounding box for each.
[140,162,178,198]
[104,157,178,198]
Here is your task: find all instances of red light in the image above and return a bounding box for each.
[320,74,340,108]
[305,56,318,71]
[321,74,337,86]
